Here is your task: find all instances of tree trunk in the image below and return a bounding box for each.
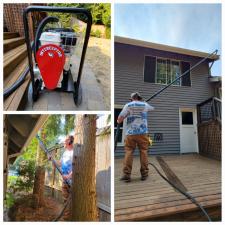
[72,115,98,221]
[32,132,47,208]
[32,166,45,208]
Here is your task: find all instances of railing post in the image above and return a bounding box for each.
[197,105,201,124]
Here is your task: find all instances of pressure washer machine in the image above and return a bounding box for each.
[23,6,92,106]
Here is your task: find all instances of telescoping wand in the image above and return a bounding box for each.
[114,49,218,151]
[36,135,71,188]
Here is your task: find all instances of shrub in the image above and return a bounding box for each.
[91,29,102,38]
[95,29,102,38]
[105,27,111,39]
[8,160,36,193]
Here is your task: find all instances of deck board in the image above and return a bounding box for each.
[115,154,221,221]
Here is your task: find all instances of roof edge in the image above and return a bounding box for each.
[115,36,219,61]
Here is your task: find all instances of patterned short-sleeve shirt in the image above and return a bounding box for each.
[119,101,154,135]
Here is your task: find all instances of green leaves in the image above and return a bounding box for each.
[47,3,111,27]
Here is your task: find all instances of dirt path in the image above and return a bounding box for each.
[76,37,111,109]
[7,195,64,221]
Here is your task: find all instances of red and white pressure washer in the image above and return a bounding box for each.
[23,6,92,106]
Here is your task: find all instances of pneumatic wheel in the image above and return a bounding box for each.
[73,82,82,106]
[32,79,42,102]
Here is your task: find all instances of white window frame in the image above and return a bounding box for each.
[156,58,168,85]
[155,57,181,86]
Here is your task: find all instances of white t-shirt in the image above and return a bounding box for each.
[119,101,154,135]
[61,149,73,176]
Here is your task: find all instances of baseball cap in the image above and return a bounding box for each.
[130,92,143,100]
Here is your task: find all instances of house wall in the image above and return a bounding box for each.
[115,42,213,157]
[4,4,29,36]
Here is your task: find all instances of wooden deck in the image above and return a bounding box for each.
[115,154,221,221]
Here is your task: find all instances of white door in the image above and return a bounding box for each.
[179,108,198,153]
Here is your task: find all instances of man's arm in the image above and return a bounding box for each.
[146,102,155,111]
[117,104,129,124]
[117,115,125,124]
[62,171,72,180]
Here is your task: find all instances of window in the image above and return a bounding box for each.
[156,58,181,85]
[144,56,191,86]
[156,59,167,84]
[114,108,124,144]
[182,112,193,125]
[170,61,181,85]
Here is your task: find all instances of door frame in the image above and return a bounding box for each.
[179,107,199,154]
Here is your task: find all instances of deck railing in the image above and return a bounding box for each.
[197,97,221,160]
[197,97,221,124]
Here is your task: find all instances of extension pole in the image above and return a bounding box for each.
[36,135,71,188]
[114,49,218,151]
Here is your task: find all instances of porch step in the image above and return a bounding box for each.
[4,73,30,111]
[3,32,30,111]
[4,32,19,40]
[4,44,27,78]
[4,37,25,53]
[4,58,28,89]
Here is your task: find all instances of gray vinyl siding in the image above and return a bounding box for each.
[115,43,213,157]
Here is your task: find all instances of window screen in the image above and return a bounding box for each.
[182,112,193,125]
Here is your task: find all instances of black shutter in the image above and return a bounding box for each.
[181,61,191,86]
[144,56,156,83]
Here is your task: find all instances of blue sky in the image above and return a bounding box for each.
[115,4,221,76]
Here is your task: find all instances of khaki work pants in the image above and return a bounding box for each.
[61,182,72,221]
[123,134,149,177]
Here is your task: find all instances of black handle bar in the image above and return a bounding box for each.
[23,6,92,91]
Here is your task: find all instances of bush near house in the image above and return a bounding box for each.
[48,3,111,39]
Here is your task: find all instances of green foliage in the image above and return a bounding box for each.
[5,192,15,209]
[105,27,111,39]
[91,29,102,38]
[101,4,111,27]
[73,23,80,33]
[8,159,36,193]
[47,3,111,39]
[41,115,62,145]
[64,115,75,134]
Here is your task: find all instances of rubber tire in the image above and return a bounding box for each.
[32,79,41,102]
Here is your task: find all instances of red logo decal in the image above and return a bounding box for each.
[36,44,65,90]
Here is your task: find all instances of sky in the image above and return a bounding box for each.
[115,4,221,76]
[57,115,108,143]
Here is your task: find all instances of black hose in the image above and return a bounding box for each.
[4,66,30,99]
[3,42,35,99]
[53,195,71,221]
[34,16,59,62]
[149,162,212,221]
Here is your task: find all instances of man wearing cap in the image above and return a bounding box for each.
[117,92,154,182]
[48,135,74,220]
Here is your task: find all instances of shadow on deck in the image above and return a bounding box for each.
[115,154,221,221]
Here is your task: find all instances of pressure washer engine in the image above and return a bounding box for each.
[23,6,92,106]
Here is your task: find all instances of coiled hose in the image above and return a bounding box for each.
[34,16,59,62]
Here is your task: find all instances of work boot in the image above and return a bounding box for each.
[120,175,131,182]
[141,175,148,181]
